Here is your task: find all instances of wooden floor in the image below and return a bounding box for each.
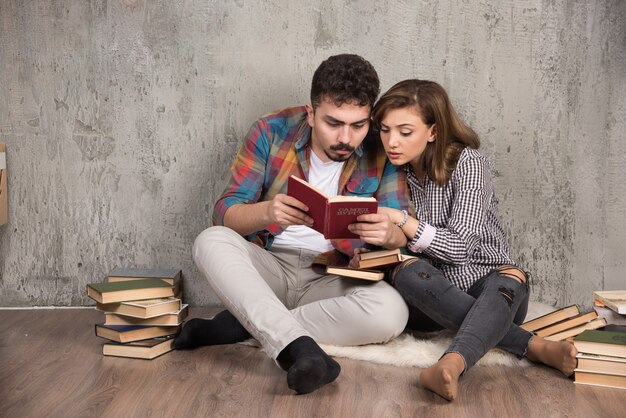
[1,308,624,417]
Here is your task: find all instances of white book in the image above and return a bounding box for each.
[594,290,626,315]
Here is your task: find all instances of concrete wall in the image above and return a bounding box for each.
[0,0,624,307]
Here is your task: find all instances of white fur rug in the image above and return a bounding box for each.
[318,301,555,368]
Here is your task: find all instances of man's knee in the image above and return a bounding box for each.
[193,226,237,261]
[359,284,409,342]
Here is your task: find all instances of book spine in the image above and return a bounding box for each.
[323,202,331,238]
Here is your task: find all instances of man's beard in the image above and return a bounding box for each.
[325,143,356,162]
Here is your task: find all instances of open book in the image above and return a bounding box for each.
[287,175,377,239]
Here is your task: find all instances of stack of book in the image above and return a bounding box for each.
[326,249,417,281]
[568,290,626,390]
[520,304,606,341]
[87,268,187,360]
[573,328,626,390]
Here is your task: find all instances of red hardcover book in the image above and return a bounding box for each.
[287,175,378,239]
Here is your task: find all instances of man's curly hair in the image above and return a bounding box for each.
[310,54,380,110]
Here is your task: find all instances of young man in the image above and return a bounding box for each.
[175,54,410,394]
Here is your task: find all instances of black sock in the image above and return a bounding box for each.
[173,310,251,350]
[277,336,341,394]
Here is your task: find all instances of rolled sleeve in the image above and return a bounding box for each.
[408,221,436,253]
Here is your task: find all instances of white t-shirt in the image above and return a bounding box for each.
[272,151,344,252]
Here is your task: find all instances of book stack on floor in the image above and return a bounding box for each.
[326,249,417,281]
[572,327,626,390]
[569,290,626,390]
[87,268,187,360]
[520,304,606,341]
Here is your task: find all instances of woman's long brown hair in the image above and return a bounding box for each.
[372,80,480,186]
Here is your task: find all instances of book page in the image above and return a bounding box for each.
[287,175,328,236]
[328,195,376,203]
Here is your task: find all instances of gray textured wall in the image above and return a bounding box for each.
[0,0,624,307]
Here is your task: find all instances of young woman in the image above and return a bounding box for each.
[348,79,577,401]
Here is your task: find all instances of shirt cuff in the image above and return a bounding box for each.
[408,222,436,253]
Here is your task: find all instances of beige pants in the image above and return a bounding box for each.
[193,226,409,359]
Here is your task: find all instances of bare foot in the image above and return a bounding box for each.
[526,336,578,376]
[419,353,465,401]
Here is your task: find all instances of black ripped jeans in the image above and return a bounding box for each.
[393,259,532,371]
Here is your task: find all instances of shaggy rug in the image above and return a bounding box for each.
[317,301,555,368]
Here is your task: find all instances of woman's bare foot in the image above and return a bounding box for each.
[525,336,578,375]
[419,352,465,401]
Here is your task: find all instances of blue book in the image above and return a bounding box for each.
[95,322,180,343]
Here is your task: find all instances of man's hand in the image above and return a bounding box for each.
[266,194,314,228]
[348,211,406,248]
[376,207,404,224]
[223,194,313,236]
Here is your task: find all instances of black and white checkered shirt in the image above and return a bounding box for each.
[406,147,518,291]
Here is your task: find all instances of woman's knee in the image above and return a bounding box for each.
[496,266,527,284]
[392,259,437,294]
[486,268,530,309]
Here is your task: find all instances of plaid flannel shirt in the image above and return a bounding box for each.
[212,106,409,267]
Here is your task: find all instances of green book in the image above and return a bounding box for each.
[108,268,181,282]
[107,268,183,295]
[573,329,626,358]
[95,323,181,344]
[87,278,174,304]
